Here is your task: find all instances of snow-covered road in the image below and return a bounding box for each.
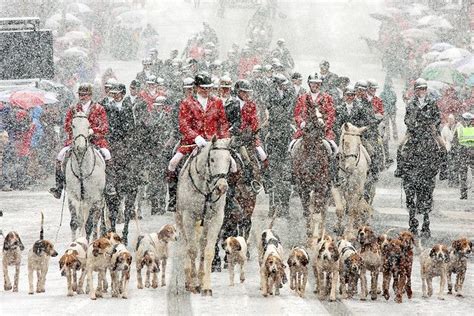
[1,0,473,315]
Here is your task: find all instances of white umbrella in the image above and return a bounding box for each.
[67,3,93,14]
[63,30,90,41]
[422,51,440,64]
[418,15,453,29]
[48,13,82,25]
[437,48,471,62]
[62,47,89,58]
[424,60,452,71]
[453,55,474,75]
[116,10,147,29]
[401,28,438,41]
[430,42,454,52]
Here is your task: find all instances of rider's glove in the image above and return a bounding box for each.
[195,135,208,148]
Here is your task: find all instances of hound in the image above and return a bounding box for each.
[447,238,472,297]
[27,214,58,294]
[259,229,287,297]
[287,246,309,297]
[419,243,450,300]
[110,243,132,299]
[2,231,25,292]
[59,237,88,296]
[223,236,247,286]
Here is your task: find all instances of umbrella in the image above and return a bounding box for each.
[62,47,89,58]
[424,60,452,71]
[437,48,471,62]
[417,15,453,29]
[47,13,82,25]
[112,6,132,17]
[63,30,91,41]
[116,10,147,29]
[369,13,393,21]
[401,3,431,16]
[422,51,440,63]
[67,3,93,14]
[430,42,454,52]
[427,80,449,92]
[0,88,58,110]
[44,19,61,30]
[421,64,465,86]
[453,55,474,75]
[401,28,438,41]
[466,74,474,87]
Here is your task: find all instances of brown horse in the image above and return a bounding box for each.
[291,111,331,239]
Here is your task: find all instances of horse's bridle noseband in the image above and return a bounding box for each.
[339,131,362,173]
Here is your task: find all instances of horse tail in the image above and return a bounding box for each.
[384,228,396,236]
[40,211,44,240]
[268,208,279,230]
[134,211,142,238]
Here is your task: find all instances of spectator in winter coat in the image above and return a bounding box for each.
[380,77,398,141]
[437,86,465,124]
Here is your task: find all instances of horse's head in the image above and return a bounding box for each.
[72,112,91,152]
[204,136,232,196]
[340,123,367,170]
[303,108,325,139]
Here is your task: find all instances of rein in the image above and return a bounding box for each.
[70,119,97,200]
[338,132,362,175]
[187,144,230,226]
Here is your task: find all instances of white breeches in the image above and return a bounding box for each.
[289,138,338,156]
[168,150,238,173]
[57,146,111,161]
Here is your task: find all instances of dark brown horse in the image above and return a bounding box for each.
[291,110,331,239]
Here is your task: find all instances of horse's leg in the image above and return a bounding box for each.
[331,187,345,236]
[122,187,138,246]
[105,194,119,233]
[202,210,225,296]
[419,178,435,239]
[298,188,312,238]
[69,200,78,241]
[403,180,418,235]
[182,213,198,292]
[85,207,94,241]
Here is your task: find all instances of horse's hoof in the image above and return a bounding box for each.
[201,289,212,296]
[4,284,12,291]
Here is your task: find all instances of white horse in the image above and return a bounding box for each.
[66,112,106,241]
[175,137,232,296]
[332,123,373,239]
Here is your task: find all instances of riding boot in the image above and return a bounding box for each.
[331,154,342,187]
[104,160,117,196]
[394,148,404,178]
[49,161,64,199]
[460,188,467,200]
[408,208,419,236]
[363,166,378,203]
[438,148,448,181]
[166,170,178,212]
[420,213,431,239]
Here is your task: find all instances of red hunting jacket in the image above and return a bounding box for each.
[293,92,335,140]
[371,95,384,115]
[240,99,261,146]
[178,95,230,154]
[64,102,109,148]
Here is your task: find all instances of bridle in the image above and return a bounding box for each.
[188,143,231,200]
[339,131,362,174]
[188,142,231,226]
[70,114,96,200]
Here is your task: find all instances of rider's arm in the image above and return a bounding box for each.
[178,101,199,141]
[293,95,305,128]
[92,105,109,139]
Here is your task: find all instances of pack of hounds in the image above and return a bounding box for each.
[1,214,471,302]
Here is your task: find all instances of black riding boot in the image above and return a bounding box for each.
[420,213,431,239]
[408,208,419,236]
[166,170,178,212]
[460,188,468,200]
[105,160,117,196]
[363,166,379,203]
[49,161,64,199]
[331,154,342,187]
[394,148,404,178]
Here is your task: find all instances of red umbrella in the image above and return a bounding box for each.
[10,91,46,109]
[0,88,58,110]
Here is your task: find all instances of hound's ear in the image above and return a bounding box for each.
[301,255,309,266]
[469,241,473,250]
[333,249,340,262]
[343,123,349,131]
[359,126,368,133]
[429,248,436,258]
[127,255,132,265]
[18,237,25,251]
[33,241,44,256]
[452,240,461,251]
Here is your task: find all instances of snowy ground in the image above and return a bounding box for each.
[1,0,473,315]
